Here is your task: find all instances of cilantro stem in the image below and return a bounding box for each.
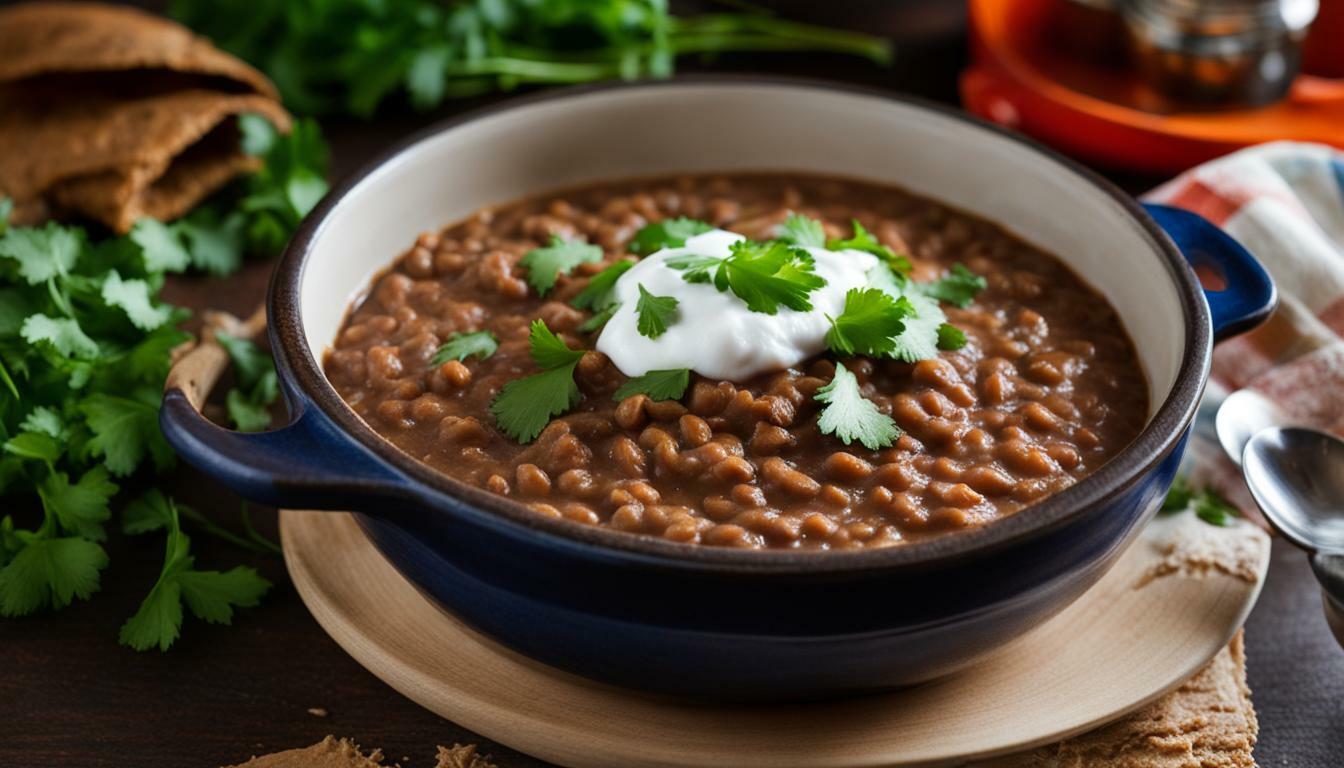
[0,359,18,401]
[177,504,274,555]
[239,502,282,556]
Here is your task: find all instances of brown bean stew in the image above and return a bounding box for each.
[323,174,1148,551]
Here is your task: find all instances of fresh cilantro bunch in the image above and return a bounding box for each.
[170,0,892,118]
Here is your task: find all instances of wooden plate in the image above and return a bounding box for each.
[280,509,1269,767]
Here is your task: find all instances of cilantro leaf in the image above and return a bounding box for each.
[825,288,913,357]
[889,291,948,364]
[177,566,271,624]
[779,213,826,248]
[922,263,987,308]
[0,535,108,616]
[1195,490,1239,527]
[629,217,713,255]
[4,432,62,463]
[430,331,498,365]
[519,235,602,296]
[612,368,690,402]
[101,270,173,330]
[828,220,912,274]
[129,218,191,273]
[490,320,586,443]
[19,407,64,438]
[664,252,722,284]
[527,319,585,369]
[122,490,175,536]
[490,366,581,444]
[635,285,678,339]
[1161,476,1193,513]
[0,222,82,284]
[937,323,968,351]
[81,392,172,475]
[579,303,619,333]
[216,333,279,433]
[177,210,245,277]
[39,468,117,541]
[570,259,634,312]
[721,240,826,314]
[21,314,99,360]
[815,363,901,451]
[0,197,11,233]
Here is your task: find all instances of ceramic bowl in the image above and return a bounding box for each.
[162,79,1275,698]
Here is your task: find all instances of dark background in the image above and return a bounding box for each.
[3,2,1343,766]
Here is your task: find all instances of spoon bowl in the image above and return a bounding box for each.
[1216,389,1291,466]
[1243,426,1344,556]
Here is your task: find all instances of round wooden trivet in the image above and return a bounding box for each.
[279,509,1268,767]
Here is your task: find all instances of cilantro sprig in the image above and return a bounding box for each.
[612,368,690,402]
[572,260,634,333]
[430,330,498,365]
[629,218,713,255]
[828,219,913,275]
[216,332,280,432]
[815,363,901,451]
[778,212,826,248]
[635,285,678,339]
[667,239,827,315]
[922,263,988,309]
[825,288,914,358]
[118,491,271,652]
[489,320,586,443]
[520,235,602,297]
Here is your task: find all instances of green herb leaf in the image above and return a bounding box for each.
[825,288,913,357]
[129,218,192,274]
[490,365,581,444]
[490,320,586,442]
[828,220,912,274]
[779,213,826,248]
[635,284,678,339]
[216,333,279,433]
[1194,490,1239,527]
[21,314,99,360]
[628,217,713,255]
[922,263,987,308]
[664,252,722,284]
[722,240,826,314]
[81,392,172,476]
[40,467,117,541]
[889,291,948,364]
[0,222,82,284]
[0,535,108,616]
[527,319,585,369]
[431,330,498,365]
[579,303,619,333]
[612,368,690,402]
[815,362,901,451]
[520,235,602,296]
[570,259,634,311]
[1161,476,1193,513]
[101,270,173,331]
[936,323,968,351]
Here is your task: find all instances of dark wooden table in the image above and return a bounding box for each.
[5,10,1343,767]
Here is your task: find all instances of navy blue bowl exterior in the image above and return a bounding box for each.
[353,433,1185,697]
[159,79,1277,698]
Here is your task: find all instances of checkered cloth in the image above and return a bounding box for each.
[1144,142,1344,514]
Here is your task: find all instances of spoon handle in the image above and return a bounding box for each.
[1310,553,1344,649]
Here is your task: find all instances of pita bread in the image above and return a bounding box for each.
[976,632,1258,768]
[0,3,290,232]
[0,2,275,97]
[0,88,289,232]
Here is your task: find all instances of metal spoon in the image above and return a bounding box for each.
[1242,426,1344,648]
[1215,389,1291,467]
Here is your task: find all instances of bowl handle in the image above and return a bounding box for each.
[159,310,409,510]
[1142,203,1278,342]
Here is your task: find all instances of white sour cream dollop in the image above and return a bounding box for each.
[595,229,878,381]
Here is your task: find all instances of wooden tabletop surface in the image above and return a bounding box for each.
[5,6,1343,766]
